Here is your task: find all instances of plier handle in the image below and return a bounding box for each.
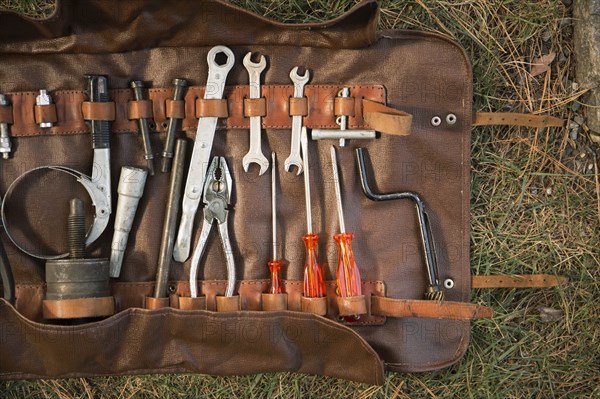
[189,157,236,298]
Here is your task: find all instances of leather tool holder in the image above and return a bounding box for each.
[0,0,565,385]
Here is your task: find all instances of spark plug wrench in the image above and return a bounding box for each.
[0,94,12,159]
[173,46,234,262]
[285,67,309,175]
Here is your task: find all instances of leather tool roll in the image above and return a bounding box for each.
[0,0,562,385]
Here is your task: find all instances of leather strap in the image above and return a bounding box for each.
[473,112,564,128]
[195,98,229,118]
[0,105,13,124]
[300,296,327,316]
[165,99,186,119]
[216,295,240,312]
[371,296,493,320]
[337,295,367,316]
[81,101,116,121]
[261,293,288,311]
[334,96,356,117]
[34,104,58,125]
[289,97,308,116]
[42,296,115,319]
[144,296,170,310]
[472,274,568,288]
[362,99,412,136]
[178,296,206,310]
[127,100,153,120]
[243,97,267,117]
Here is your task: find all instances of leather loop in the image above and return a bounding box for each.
[301,296,327,316]
[42,297,115,319]
[127,100,153,120]
[216,295,240,312]
[337,295,367,316]
[289,97,308,116]
[195,98,229,118]
[243,97,267,117]
[81,101,116,121]
[144,296,170,310]
[261,293,288,311]
[0,105,14,124]
[166,99,186,119]
[473,112,564,128]
[371,296,493,320]
[472,274,568,288]
[334,96,356,117]
[34,104,58,124]
[178,296,206,310]
[362,99,412,136]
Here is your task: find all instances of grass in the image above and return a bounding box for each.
[1,0,599,397]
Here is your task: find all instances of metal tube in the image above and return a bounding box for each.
[0,94,12,159]
[330,146,346,233]
[161,78,188,173]
[300,127,312,234]
[130,80,156,175]
[154,139,187,298]
[311,129,376,141]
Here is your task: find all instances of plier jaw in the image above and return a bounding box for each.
[202,156,232,225]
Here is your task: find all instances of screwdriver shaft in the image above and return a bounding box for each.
[330,146,346,233]
[300,127,312,234]
[271,152,277,259]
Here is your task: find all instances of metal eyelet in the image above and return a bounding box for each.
[168,284,177,294]
[431,116,442,126]
[446,113,457,125]
[443,279,455,289]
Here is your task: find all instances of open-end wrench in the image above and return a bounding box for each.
[173,46,235,262]
[285,67,310,175]
[242,52,269,175]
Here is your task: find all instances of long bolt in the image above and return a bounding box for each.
[0,94,12,159]
[161,78,188,173]
[68,198,86,259]
[130,80,156,175]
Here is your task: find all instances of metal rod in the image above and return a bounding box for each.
[330,146,346,233]
[161,78,188,173]
[154,139,187,298]
[271,151,277,260]
[300,127,312,234]
[130,80,155,176]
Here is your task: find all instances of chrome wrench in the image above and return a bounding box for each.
[242,52,269,175]
[285,67,310,175]
[173,46,235,262]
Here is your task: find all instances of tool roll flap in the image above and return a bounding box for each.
[0,0,482,383]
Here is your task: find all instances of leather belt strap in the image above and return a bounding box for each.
[127,99,153,120]
[42,297,115,319]
[337,295,367,316]
[34,104,58,124]
[300,296,327,316]
[371,296,493,320]
[473,112,564,128]
[0,105,13,124]
[216,295,240,312]
[362,99,412,136]
[261,293,288,311]
[165,99,186,119]
[144,296,170,310]
[195,98,229,118]
[289,97,308,116]
[81,101,116,121]
[177,296,206,310]
[472,274,568,288]
[243,97,267,117]
[334,96,356,117]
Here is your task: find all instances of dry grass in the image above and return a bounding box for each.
[1,0,598,398]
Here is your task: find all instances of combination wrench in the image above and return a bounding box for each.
[242,52,269,175]
[285,67,310,175]
[173,46,235,262]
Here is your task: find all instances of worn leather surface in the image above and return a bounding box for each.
[0,0,473,381]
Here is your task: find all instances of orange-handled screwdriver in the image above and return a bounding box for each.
[300,128,325,297]
[330,147,362,312]
[268,152,283,294]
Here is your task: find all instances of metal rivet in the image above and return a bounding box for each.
[168,284,177,294]
[431,116,442,126]
[444,279,454,289]
[446,113,457,125]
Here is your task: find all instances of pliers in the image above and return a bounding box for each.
[189,156,236,298]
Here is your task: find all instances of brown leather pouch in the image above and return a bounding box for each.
[0,0,562,386]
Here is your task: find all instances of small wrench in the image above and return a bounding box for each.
[285,67,310,175]
[242,52,269,175]
[173,46,234,262]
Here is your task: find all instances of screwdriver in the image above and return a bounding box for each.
[330,146,363,319]
[300,127,325,297]
[268,152,283,294]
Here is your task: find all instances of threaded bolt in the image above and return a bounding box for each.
[68,198,86,259]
